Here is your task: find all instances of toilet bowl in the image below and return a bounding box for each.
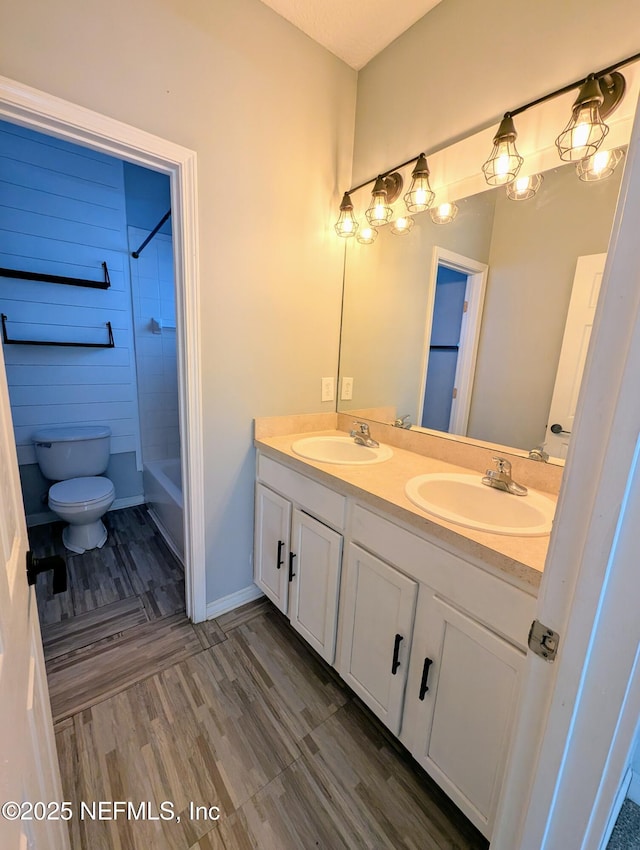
[33,425,116,555]
[48,476,115,554]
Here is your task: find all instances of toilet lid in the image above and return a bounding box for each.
[49,476,115,506]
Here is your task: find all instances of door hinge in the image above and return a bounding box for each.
[463,300,469,313]
[528,619,559,662]
[452,387,458,399]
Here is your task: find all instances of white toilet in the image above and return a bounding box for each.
[33,425,116,554]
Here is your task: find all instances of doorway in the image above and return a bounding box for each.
[417,247,488,436]
[0,77,206,622]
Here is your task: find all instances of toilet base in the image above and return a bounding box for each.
[62,519,108,555]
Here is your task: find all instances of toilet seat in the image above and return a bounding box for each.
[49,476,115,508]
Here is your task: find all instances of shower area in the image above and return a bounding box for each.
[125,167,184,562]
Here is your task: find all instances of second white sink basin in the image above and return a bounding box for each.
[291,435,393,465]
[405,472,555,536]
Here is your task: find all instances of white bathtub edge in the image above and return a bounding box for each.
[206,584,265,621]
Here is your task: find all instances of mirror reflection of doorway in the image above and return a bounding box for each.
[417,247,488,436]
[421,266,468,431]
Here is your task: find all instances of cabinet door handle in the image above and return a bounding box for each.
[419,657,433,700]
[288,551,297,581]
[391,633,403,675]
[276,539,284,569]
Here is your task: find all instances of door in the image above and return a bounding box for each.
[288,509,342,663]
[337,544,417,735]
[254,483,291,612]
[402,592,524,838]
[0,344,69,849]
[545,253,606,458]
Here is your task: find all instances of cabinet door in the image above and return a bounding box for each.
[402,592,524,839]
[337,544,418,735]
[254,483,291,612]
[289,509,342,664]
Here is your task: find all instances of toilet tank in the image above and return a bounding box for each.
[33,425,111,480]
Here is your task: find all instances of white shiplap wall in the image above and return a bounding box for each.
[0,122,140,466]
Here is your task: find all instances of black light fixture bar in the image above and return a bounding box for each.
[344,50,640,197]
[0,261,110,290]
[131,209,172,258]
[1,314,115,348]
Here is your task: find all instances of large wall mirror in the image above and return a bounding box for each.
[337,154,625,463]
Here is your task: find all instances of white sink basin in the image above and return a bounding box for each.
[405,472,555,536]
[291,436,393,465]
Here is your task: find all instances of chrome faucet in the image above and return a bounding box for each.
[350,421,379,448]
[528,444,549,463]
[393,414,412,429]
[482,457,528,496]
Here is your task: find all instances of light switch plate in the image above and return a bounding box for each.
[341,377,353,400]
[321,377,335,402]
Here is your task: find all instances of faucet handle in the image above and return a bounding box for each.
[492,456,512,474]
[353,420,369,434]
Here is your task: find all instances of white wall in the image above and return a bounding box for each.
[0,0,356,603]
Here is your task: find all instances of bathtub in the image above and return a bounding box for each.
[143,458,184,563]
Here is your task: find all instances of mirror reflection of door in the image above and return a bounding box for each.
[545,253,607,459]
[417,248,488,436]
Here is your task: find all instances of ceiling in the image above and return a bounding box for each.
[257,0,444,70]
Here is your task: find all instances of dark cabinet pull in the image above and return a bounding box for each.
[276,539,284,570]
[391,633,403,675]
[419,658,433,700]
[288,551,297,581]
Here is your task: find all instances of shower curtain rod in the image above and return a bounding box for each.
[131,209,172,258]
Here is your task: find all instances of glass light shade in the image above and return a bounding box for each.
[357,225,378,245]
[403,154,435,212]
[556,76,608,161]
[506,173,544,200]
[390,215,414,236]
[429,202,458,225]
[482,114,524,186]
[365,176,393,226]
[576,147,625,181]
[334,192,358,238]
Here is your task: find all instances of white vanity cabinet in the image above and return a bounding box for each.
[401,589,525,838]
[254,455,345,663]
[336,544,418,735]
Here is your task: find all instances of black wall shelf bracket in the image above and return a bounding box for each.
[0,261,111,290]
[1,315,115,348]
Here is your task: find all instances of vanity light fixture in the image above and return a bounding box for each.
[482,113,524,186]
[403,154,435,212]
[365,173,403,227]
[430,202,458,225]
[506,173,544,200]
[391,215,414,235]
[576,147,625,181]
[357,224,378,244]
[555,73,625,161]
[334,192,359,238]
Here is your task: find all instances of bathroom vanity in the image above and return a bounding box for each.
[253,418,555,839]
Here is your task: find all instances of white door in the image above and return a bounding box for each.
[288,509,342,663]
[0,344,69,849]
[545,253,606,458]
[254,483,291,613]
[337,544,417,735]
[402,592,524,838]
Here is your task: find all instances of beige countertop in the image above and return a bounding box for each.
[255,429,554,593]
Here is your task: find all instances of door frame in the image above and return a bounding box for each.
[416,247,488,435]
[0,75,207,622]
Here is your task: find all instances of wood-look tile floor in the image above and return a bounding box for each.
[33,507,488,850]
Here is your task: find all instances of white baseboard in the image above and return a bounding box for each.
[628,769,640,806]
[27,494,145,527]
[206,584,264,620]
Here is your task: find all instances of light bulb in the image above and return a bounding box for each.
[357,225,378,245]
[576,147,625,182]
[506,173,543,201]
[482,114,523,186]
[556,76,609,162]
[391,215,414,235]
[429,202,458,225]
[404,154,435,213]
[334,192,358,238]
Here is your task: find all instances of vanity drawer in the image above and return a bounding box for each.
[351,504,535,648]
[257,454,346,530]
